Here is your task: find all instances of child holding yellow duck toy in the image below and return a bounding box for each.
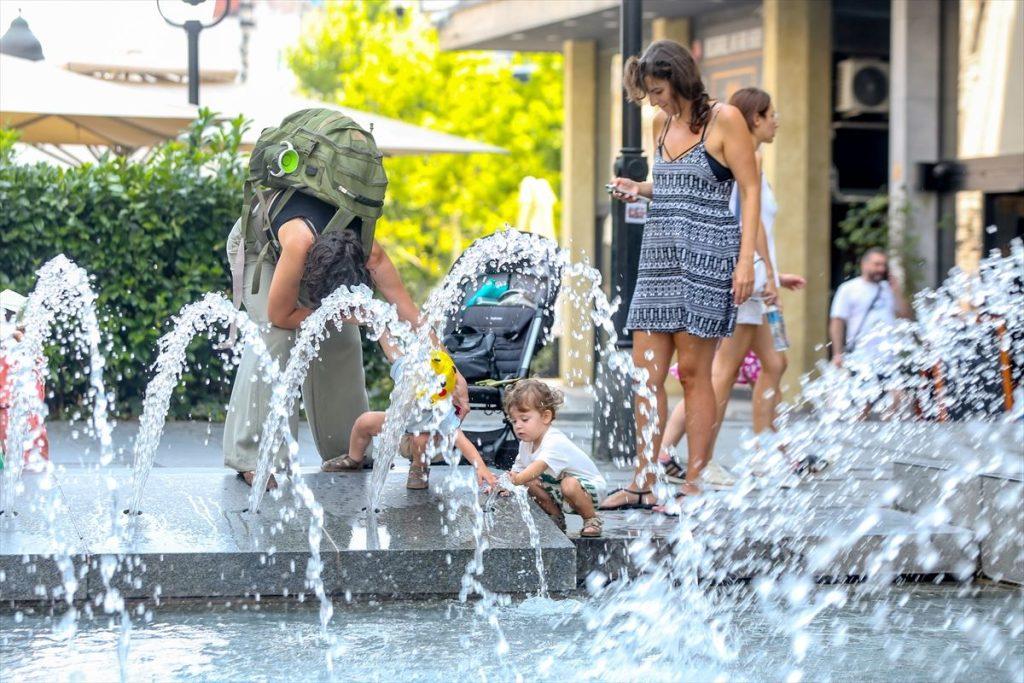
[322,349,497,491]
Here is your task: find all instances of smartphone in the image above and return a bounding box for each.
[605,183,650,204]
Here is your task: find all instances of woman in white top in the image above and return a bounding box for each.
[659,88,807,494]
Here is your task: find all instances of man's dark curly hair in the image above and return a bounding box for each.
[301,228,371,307]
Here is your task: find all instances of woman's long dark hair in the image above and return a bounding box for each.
[301,228,371,307]
[622,40,711,134]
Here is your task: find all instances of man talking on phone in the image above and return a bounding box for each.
[829,247,912,368]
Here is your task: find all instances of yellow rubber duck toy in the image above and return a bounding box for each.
[428,349,457,403]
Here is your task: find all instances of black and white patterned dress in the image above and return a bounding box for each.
[625,107,740,338]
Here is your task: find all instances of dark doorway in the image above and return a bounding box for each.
[983,193,1024,257]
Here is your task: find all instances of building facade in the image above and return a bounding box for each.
[438,0,1024,396]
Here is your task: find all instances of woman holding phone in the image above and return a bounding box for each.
[599,40,759,509]
[658,88,808,490]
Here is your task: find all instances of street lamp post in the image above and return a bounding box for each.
[156,0,230,106]
[593,0,648,462]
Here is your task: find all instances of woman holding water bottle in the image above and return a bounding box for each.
[658,87,808,490]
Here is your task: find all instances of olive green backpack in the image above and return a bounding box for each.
[226,108,388,335]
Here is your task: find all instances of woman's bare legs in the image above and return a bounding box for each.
[660,398,687,459]
[672,332,720,496]
[708,324,759,447]
[749,323,787,434]
[599,331,674,509]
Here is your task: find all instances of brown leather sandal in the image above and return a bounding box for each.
[321,454,364,472]
[237,471,277,490]
[406,463,429,490]
[580,516,603,538]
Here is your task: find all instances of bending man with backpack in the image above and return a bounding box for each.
[223,109,469,488]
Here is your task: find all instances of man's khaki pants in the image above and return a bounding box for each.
[223,221,369,472]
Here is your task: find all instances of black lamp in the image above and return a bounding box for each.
[156,0,230,106]
[0,13,44,61]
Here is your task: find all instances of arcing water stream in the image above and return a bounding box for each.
[1,237,1021,681]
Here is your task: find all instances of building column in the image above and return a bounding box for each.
[651,17,690,46]
[890,0,942,288]
[762,0,832,400]
[560,39,597,386]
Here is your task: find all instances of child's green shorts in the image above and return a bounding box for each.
[539,473,604,515]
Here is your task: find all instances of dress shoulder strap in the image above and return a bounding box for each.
[656,114,673,153]
[700,103,722,142]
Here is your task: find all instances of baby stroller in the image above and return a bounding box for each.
[442,230,562,469]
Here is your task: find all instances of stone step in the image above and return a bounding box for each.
[0,469,575,602]
[569,505,980,585]
[894,456,1023,585]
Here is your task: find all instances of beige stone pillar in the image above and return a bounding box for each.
[559,40,597,386]
[651,17,691,46]
[762,0,832,400]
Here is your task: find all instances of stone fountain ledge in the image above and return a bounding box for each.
[1,461,987,604]
[892,453,1023,585]
[0,468,575,602]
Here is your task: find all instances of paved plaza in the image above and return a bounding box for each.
[3,390,1019,602]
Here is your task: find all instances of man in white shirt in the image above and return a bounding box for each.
[829,248,912,367]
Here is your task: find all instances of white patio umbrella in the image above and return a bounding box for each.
[195,84,505,157]
[0,55,198,150]
[516,175,557,241]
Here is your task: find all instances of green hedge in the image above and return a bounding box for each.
[0,114,243,418]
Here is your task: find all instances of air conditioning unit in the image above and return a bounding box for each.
[836,58,889,115]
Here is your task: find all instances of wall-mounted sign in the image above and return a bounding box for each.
[703,27,763,60]
[693,16,764,102]
[625,201,647,225]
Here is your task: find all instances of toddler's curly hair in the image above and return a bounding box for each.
[503,379,564,419]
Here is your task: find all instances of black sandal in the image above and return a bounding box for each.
[661,456,686,482]
[598,488,655,511]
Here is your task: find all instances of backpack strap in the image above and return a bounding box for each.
[845,283,884,353]
[250,187,278,296]
[360,217,376,263]
[269,187,296,222]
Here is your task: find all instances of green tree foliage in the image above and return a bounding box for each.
[0,112,245,418]
[288,1,563,406]
[288,0,563,294]
[836,193,925,293]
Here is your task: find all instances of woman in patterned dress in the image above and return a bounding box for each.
[599,40,759,508]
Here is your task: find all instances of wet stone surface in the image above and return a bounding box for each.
[0,468,575,601]
[3,419,1011,602]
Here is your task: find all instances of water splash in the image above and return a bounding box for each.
[578,242,1024,680]
[499,472,548,598]
[126,292,276,516]
[1,255,113,514]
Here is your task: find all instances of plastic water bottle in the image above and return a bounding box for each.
[765,305,790,351]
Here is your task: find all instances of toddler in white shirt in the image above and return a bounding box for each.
[505,380,606,537]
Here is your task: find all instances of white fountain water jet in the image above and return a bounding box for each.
[247,283,415,512]
[126,292,278,517]
[234,283,419,665]
[499,472,549,598]
[1,255,113,515]
[577,243,1024,681]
